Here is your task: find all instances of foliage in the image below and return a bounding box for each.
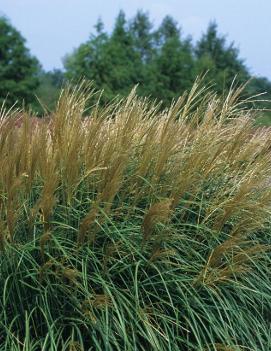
[1,12,271,114]
[195,22,249,93]
[0,16,40,108]
[149,16,195,105]
[34,69,65,113]
[64,12,197,104]
[64,19,110,97]
[64,12,271,109]
[0,81,270,350]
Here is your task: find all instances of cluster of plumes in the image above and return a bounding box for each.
[0,80,271,350]
[0,79,271,281]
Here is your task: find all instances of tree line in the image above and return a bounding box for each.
[0,10,271,112]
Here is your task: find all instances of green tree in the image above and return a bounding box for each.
[195,21,249,93]
[129,10,154,64]
[64,12,141,101]
[101,11,141,98]
[150,16,195,104]
[35,69,65,112]
[128,11,155,96]
[0,16,40,108]
[64,11,271,109]
[64,18,109,88]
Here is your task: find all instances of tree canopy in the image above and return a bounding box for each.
[195,22,250,93]
[63,11,271,108]
[0,16,40,108]
[1,12,271,113]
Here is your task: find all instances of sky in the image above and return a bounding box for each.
[0,0,270,80]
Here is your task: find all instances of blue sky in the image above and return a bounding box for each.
[1,0,270,79]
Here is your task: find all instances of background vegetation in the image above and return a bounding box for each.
[0,11,270,116]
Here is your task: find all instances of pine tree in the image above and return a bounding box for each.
[195,22,249,93]
[64,18,109,86]
[129,11,154,64]
[150,16,195,104]
[64,12,142,101]
[128,11,155,96]
[102,11,141,98]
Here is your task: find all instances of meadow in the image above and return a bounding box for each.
[0,80,270,350]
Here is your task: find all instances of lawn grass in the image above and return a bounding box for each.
[0,80,270,350]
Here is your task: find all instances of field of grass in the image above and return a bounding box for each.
[0,80,270,350]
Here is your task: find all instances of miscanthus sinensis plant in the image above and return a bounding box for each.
[0,80,270,350]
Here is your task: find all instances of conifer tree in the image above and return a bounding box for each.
[150,16,195,104]
[195,22,249,93]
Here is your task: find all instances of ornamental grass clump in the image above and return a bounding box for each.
[0,80,270,350]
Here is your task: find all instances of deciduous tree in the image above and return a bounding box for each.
[0,16,39,107]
